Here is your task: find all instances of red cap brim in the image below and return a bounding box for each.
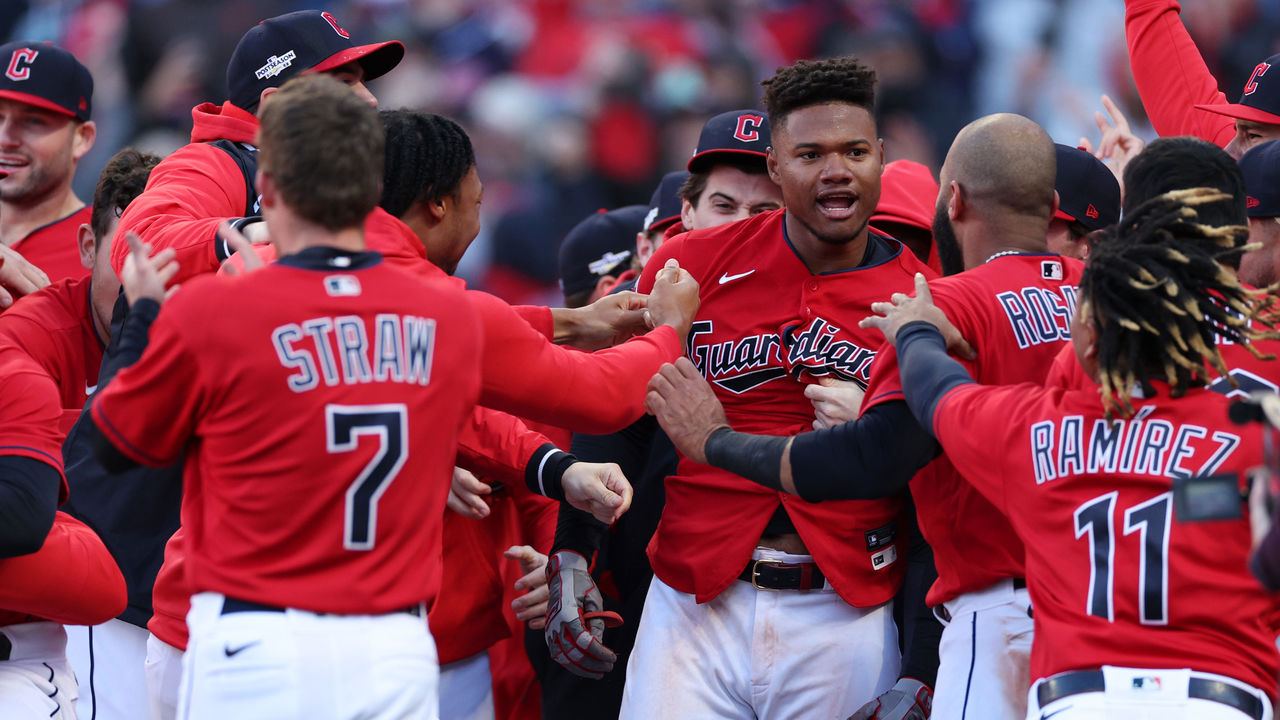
[0,90,77,119]
[687,148,768,173]
[1194,102,1280,126]
[1052,208,1076,223]
[308,41,405,82]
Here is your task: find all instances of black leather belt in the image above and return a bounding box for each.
[221,597,422,618]
[737,559,825,591]
[1036,670,1264,720]
[0,632,10,662]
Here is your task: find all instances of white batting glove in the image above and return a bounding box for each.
[544,550,620,679]
[847,677,932,720]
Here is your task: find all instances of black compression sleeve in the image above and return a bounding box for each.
[897,500,942,687]
[788,401,940,502]
[87,297,163,475]
[896,321,977,434]
[0,456,60,557]
[115,298,161,368]
[551,502,607,556]
[703,427,788,491]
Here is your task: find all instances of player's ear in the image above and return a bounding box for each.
[257,87,279,113]
[680,198,695,232]
[636,230,654,269]
[77,222,95,271]
[426,195,448,222]
[766,146,781,185]
[71,121,96,162]
[947,181,963,222]
[256,169,276,209]
[1051,189,1061,220]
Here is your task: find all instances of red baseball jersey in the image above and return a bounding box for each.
[0,275,103,432]
[93,248,481,614]
[9,207,92,284]
[0,512,126,627]
[863,253,1084,605]
[932,380,1279,695]
[637,209,930,606]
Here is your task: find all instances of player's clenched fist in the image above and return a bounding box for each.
[544,550,621,679]
[645,357,730,465]
[561,461,633,525]
[645,257,701,341]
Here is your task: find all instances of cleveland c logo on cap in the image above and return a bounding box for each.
[322,11,351,39]
[1245,62,1272,96]
[5,48,37,82]
[734,114,764,143]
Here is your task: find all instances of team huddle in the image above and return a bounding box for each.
[3,3,1280,720]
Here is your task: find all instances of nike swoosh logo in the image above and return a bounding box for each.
[84,383,97,396]
[718,270,755,285]
[224,641,260,658]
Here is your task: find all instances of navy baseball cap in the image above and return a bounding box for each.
[1197,54,1280,126]
[644,171,689,233]
[1053,144,1120,231]
[1240,139,1280,217]
[558,205,648,296]
[0,41,92,121]
[687,110,770,173]
[227,10,404,111]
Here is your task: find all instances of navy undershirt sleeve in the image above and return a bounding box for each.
[0,455,60,557]
[895,321,978,434]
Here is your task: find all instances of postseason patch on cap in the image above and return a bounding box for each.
[256,50,298,80]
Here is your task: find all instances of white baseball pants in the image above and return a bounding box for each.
[179,592,439,720]
[0,621,80,719]
[931,578,1034,720]
[66,618,150,720]
[438,651,495,720]
[144,633,182,720]
[620,547,899,719]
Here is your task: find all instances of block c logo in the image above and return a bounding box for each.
[321,12,351,39]
[5,48,38,82]
[1244,62,1272,96]
[734,114,764,143]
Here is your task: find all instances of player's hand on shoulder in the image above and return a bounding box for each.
[561,461,632,525]
[506,545,550,630]
[861,273,974,359]
[645,357,729,464]
[217,221,268,276]
[561,291,650,351]
[645,258,701,341]
[544,550,622,680]
[121,232,180,306]
[847,677,932,720]
[0,242,50,309]
[446,466,491,519]
[806,377,865,429]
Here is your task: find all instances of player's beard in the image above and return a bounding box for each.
[931,205,964,276]
[0,149,68,206]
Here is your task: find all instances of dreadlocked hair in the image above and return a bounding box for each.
[761,57,875,127]
[379,109,476,219]
[1083,187,1280,417]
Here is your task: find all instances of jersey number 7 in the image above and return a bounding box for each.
[326,404,409,551]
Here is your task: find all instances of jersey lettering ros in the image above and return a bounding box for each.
[933,381,1279,694]
[862,254,1083,606]
[92,249,481,614]
[637,209,931,606]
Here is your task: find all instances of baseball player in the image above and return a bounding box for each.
[632,170,690,278]
[0,40,97,283]
[0,147,159,720]
[869,159,942,273]
[1046,144,1120,260]
[602,57,933,719]
[1125,0,1280,157]
[866,188,1279,720]
[1240,140,1280,291]
[558,206,649,309]
[646,114,1083,720]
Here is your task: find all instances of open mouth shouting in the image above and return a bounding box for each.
[816,190,858,221]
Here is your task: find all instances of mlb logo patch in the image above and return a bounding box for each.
[1131,676,1162,692]
[1041,261,1063,281]
[324,275,361,297]
[870,545,897,571]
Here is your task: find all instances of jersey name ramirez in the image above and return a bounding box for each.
[687,316,878,394]
[1028,405,1240,485]
[271,314,437,392]
[997,284,1079,349]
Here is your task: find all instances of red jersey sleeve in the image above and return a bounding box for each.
[456,407,552,485]
[0,512,126,625]
[91,297,207,467]
[466,289,682,433]
[0,350,69,502]
[111,143,249,283]
[512,304,553,340]
[635,233,688,295]
[1125,0,1235,147]
[930,382,1046,511]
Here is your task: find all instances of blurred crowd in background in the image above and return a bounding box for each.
[7,0,1279,305]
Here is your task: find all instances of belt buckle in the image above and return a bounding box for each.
[750,559,784,590]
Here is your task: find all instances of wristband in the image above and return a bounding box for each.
[525,444,578,501]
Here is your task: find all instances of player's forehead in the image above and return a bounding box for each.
[703,165,781,203]
[773,102,876,148]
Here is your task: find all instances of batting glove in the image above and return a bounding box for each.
[847,677,932,720]
[544,550,620,679]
